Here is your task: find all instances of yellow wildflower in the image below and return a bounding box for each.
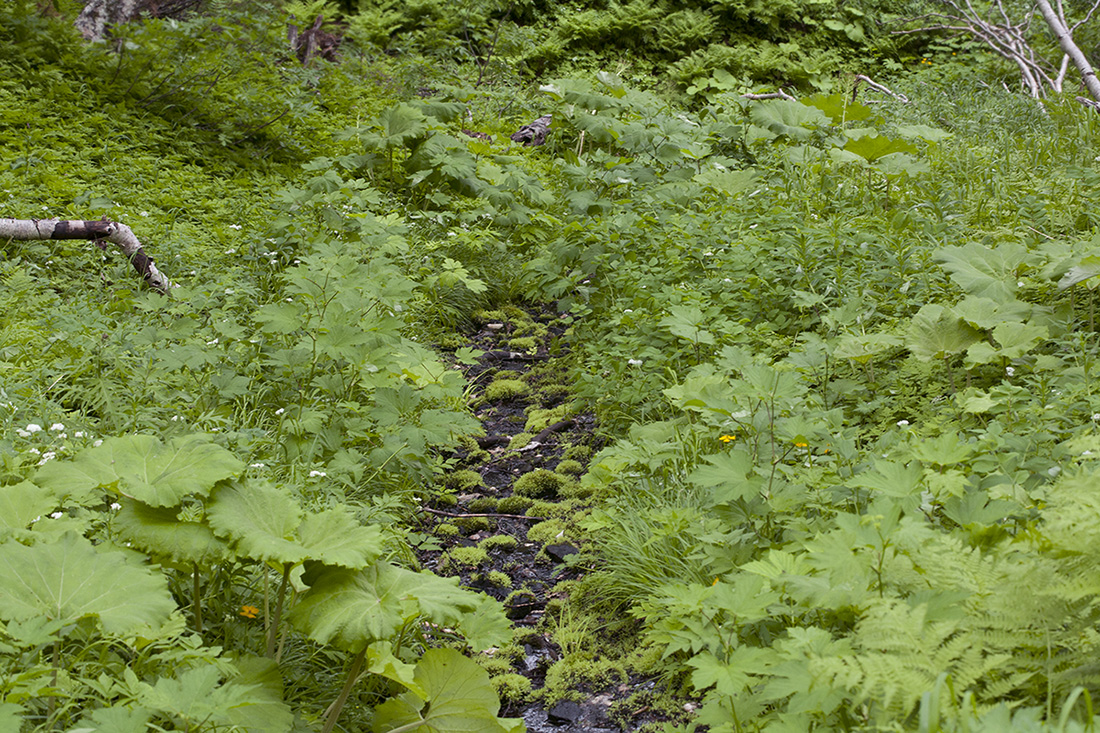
[719,435,736,443]
[240,605,259,619]
[794,441,808,448]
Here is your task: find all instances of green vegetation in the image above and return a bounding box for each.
[5,0,1100,730]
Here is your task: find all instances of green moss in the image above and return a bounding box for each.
[479,535,518,552]
[434,493,459,508]
[476,570,513,588]
[508,432,533,450]
[523,402,577,433]
[467,496,498,513]
[491,673,532,704]
[443,469,484,491]
[555,459,584,476]
[513,469,571,499]
[443,546,489,569]
[484,378,529,401]
[497,495,534,514]
[506,336,539,352]
[562,444,593,462]
[435,523,460,537]
[527,518,568,544]
[454,516,491,534]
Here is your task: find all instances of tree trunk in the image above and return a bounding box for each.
[1034,0,1100,105]
[0,218,173,293]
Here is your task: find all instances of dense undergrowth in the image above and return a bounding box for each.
[4,0,1100,731]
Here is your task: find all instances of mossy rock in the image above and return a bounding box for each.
[513,469,570,499]
[443,545,489,569]
[479,534,518,552]
[434,523,460,538]
[524,403,577,434]
[554,459,584,476]
[562,444,593,462]
[508,432,533,450]
[491,673,533,704]
[455,516,491,534]
[467,496,498,513]
[506,336,539,352]
[443,469,484,491]
[527,518,568,544]
[434,493,459,508]
[484,378,529,401]
[474,569,513,588]
[497,495,534,514]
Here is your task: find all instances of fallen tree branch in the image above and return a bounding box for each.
[852,75,910,103]
[742,90,797,101]
[418,506,544,522]
[510,115,552,146]
[0,217,174,293]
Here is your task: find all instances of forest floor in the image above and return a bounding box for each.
[412,308,693,732]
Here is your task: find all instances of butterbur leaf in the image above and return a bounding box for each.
[206,483,306,565]
[935,242,1031,301]
[0,481,56,538]
[0,532,175,635]
[113,499,231,565]
[290,562,481,652]
[76,705,152,733]
[750,100,829,141]
[372,649,522,733]
[453,593,512,652]
[367,642,425,698]
[907,305,981,361]
[36,434,243,507]
[1057,255,1100,290]
[297,508,384,568]
[224,655,294,733]
[693,168,756,196]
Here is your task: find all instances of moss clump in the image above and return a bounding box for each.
[562,444,593,462]
[513,469,570,499]
[497,495,534,514]
[443,469,484,491]
[527,518,568,544]
[434,493,459,508]
[479,535,518,552]
[467,496,498,513]
[434,523,459,537]
[455,516,491,534]
[523,402,576,433]
[491,673,532,704]
[538,383,572,400]
[508,432,533,450]
[555,459,584,476]
[474,570,513,588]
[506,336,539,353]
[443,546,489,569]
[484,378,529,401]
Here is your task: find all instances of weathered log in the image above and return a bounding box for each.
[510,115,551,146]
[0,218,173,293]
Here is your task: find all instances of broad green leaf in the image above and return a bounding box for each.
[693,168,756,196]
[113,499,231,565]
[991,322,1047,358]
[372,649,520,733]
[872,152,928,177]
[910,433,975,467]
[750,100,829,141]
[75,704,152,733]
[254,302,307,335]
[0,533,175,634]
[907,304,982,361]
[895,124,952,142]
[365,103,428,149]
[688,647,772,695]
[206,483,305,564]
[224,655,294,733]
[37,434,243,508]
[935,242,1031,301]
[367,642,425,698]
[953,296,1031,330]
[1058,255,1100,290]
[661,305,715,345]
[804,93,875,123]
[850,461,923,498]
[0,481,56,538]
[843,133,917,162]
[833,332,902,362]
[453,593,512,652]
[297,508,384,568]
[289,562,481,652]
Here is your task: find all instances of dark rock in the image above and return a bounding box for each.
[545,543,578,563]
[547,701,583,725]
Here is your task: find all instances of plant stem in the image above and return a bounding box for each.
[321,648,366,733]
[193,562,203,634]
[267,563,291,658]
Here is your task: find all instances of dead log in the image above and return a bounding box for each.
[510,115,551,146]
[0,217,173,293]
[288,15,341,65]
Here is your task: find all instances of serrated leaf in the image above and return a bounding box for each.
[113,499,231,565]
[206,483,305,565]
[453,593,512,652]
[75,704,152,733]
[290,562,481,652]
[935,242,1031,301]
[907,304,982,361]
[693,168,756,196]
[0,481,56,538]
[224,655,294,733]
[372,649,518,733]
[849,460,923,498]
[297,508,384,568]
[1058,255,1100,290]
[895,124,952,142]
[0,533,175,635]
[254,302,307,335]
[910,433,975,467]
[843,133,917,162]
[367,642,425,697]
[953,296,1031,330]
[750,100,829,141]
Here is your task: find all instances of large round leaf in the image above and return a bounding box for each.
[288,562,480,652]
[0,481,57,540]
[113,499,231,565]
[206,482,305,564]
[0,533,176,635]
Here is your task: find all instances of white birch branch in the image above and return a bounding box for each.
[1035,0,1100,104]
[0,218,174,293]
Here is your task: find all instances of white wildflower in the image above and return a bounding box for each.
[228,224,242,230]
[1005,366,1015,376]
[49,423,64,431]
[207,338,219,346]
[25,423,42,433]
[1048,466,1062,478]
[309,470,327,477]
[93,439,103,447]
[50,511,63,519]
[897,420,910,427]
[627,358,643,366]
[275,408,285,415]
[250,462,265,468]
[110,502,122,511]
